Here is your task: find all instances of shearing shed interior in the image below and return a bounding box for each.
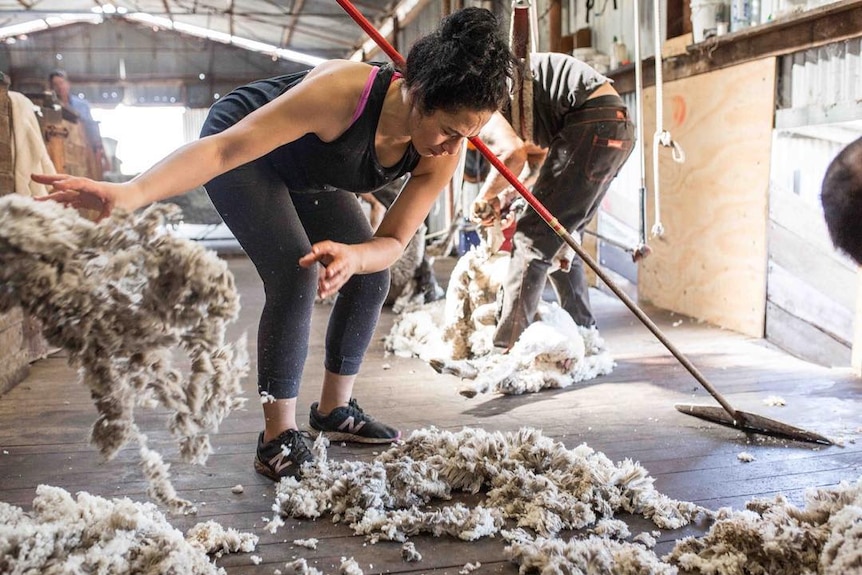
[1,0,861,574]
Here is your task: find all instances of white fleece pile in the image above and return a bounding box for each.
[0,485,257,574]
[0,196,249,511]
[384,246,614,395]
[667,477,862,574]
[270,427,860,573]
[504,528,677,574]
[270,427,705,546]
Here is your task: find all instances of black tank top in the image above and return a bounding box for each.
[204,64,422,193]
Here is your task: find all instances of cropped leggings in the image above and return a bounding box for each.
[200,150,389,400]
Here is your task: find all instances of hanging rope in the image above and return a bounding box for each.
[631,0,651,260]
[650,0,685,238]
[510,0,534,142]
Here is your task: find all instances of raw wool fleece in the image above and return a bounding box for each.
[269,427,706,556]
[0,195,249,511]
[269,427,860,574]
[504,529,678,574]
[384,246,614,395]
[0,484,257,575]
[666,477,862,575]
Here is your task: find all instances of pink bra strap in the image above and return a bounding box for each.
[350,66,380,125]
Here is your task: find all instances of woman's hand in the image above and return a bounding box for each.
[31,174,123,221]
[299,241,362,299]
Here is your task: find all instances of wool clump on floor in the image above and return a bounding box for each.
[504,529,677,574]
[0,484,257,574]
[269,426,706,571]
[268,427,861,573]
[0,196,249,512]
[384,246,614,395]
[666,477,862,575]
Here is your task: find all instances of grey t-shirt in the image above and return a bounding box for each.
[528,52,611,148]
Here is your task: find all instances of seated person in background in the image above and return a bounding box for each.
[49,70,107,173]
[471,52,635,351]
[821,136,862,265]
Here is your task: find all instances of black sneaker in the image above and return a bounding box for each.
[253,429,314,481]
[308,398,401,444]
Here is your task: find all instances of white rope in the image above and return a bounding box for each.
[632,0,648,249]
[528,0,539,56]
[650,0,685,238]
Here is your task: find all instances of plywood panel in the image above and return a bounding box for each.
[638,58,777,337]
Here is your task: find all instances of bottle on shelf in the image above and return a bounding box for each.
[610,36,627,69]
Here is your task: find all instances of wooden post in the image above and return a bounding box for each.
[549,0,562,53]
[44,124,69,174]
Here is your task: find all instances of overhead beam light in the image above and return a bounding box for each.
[125,13,325,67]
[349,0,429,62]
[0,14,103,40]
[91,4,127,15]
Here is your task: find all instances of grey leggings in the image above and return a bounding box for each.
[204,159,389,399]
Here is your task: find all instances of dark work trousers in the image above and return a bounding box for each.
[494,96,635,350]
[204,158,390,400]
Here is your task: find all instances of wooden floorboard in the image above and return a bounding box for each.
[1,254,860,574]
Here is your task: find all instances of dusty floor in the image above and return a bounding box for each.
[1,254,860,574]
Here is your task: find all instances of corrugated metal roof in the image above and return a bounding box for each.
[0,1,395,60]
[0,0,439,107]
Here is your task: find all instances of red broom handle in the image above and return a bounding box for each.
[335,0,406,69]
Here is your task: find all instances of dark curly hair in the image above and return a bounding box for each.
[821,136,862,265]
[403,7,514,115]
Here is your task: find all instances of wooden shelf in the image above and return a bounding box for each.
[609,0,862,95]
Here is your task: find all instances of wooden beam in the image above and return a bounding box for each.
[282,0,307,47]
[549,0,562,53]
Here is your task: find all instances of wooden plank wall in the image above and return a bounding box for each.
[766,178,855,366]
[763,40,862,368]
[637,58,777,338]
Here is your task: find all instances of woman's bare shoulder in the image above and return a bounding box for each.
[281,60,382,139]
[304,60,379,91]
[297,60,378,110]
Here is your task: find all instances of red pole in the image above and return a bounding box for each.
[335,0,406,68]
